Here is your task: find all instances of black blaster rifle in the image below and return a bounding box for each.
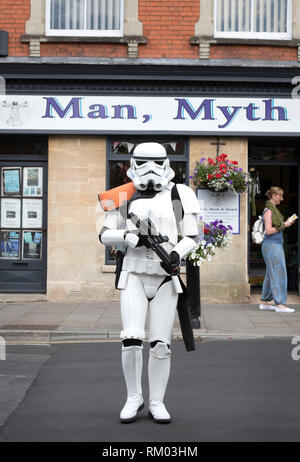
[128,212,182,293]
[128,212,195,352]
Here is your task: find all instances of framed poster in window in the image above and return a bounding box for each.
[0,230,20,259]
[22,199,43,228]
[22,231,42,260]
[2,167,21,196]
[0,198,21,228]
[23,167,43,197]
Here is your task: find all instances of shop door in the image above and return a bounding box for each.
[0,162,47,292]
[248,140,300,298]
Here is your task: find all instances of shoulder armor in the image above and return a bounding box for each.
[175,184,201,214]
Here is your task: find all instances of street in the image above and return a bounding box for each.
[0,339,300,442]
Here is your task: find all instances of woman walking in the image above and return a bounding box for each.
[260,186,296,313]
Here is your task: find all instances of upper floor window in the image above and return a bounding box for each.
[214,0,292,39]
[46,0,124,37]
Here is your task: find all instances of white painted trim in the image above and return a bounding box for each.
[214,31,291,39]
[287,0,292,39]
[213,0,217,36]
[214,0,292,40]
[45,0,124,38]
[45,29,124,37]
[45,0,51,36]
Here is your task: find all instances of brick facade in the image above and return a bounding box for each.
[211,45,298,62]
[1,0,298,61]
[0,0,30,56]
[138,0,199,59]
[40,43,128,58]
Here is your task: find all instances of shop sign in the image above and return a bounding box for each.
[197,189,240,234]
[0,96,299,135]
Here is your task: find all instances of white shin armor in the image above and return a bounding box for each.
[121,345,143,397]
[120,345,144,422]
[148,342,171,403]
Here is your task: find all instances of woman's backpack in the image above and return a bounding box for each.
[252,209,267,244]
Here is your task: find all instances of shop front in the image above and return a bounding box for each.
[0,90,299,302]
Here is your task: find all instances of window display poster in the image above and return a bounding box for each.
[23,167,43,196]
[22,231,42,259]
[0,198,21,228]
[0,230,20,259]
[22,199,43,228]
[2,168,21,195]
[197,188,240,234]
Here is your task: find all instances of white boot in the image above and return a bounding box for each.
[120,345,144,423]
[148,342,171,423]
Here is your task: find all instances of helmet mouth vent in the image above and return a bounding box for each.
[147,181,154,190]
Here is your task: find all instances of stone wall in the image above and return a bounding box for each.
[47,135,117,301]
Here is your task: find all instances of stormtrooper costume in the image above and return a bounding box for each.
[99,142,200,423]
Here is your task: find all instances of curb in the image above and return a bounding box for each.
[0,330,120,343]
[0,329,298,344]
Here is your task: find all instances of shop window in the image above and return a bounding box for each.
[108,139,187,188]
[214,0,292,39]
[46,0,124,37]
[249,145,296,162]
[105,138,188,263]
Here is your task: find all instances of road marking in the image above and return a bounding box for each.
[0,374,27,378]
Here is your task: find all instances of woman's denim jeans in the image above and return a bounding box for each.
[261,239,287,305]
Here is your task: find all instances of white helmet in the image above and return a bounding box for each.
[127,142,175,191]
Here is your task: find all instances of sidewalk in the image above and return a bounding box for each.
[0,297,300,343]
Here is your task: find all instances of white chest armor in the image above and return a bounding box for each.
[123,188,178,276]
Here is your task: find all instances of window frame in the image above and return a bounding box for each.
[214,0,292,40]
[106,136,189,189]
[45,0,124,37]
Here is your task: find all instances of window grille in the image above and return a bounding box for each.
[215,0,291,39]
[46,0,124,37]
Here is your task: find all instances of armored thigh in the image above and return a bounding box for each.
[120,273,148,340]
[149,279,178,344]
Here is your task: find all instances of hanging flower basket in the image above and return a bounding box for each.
[190,153,248,194]
[188,219,233,267]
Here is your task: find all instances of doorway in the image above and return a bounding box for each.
[0,136,48,293]
[248,141,299,296]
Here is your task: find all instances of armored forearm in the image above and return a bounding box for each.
[171,236,198,260]
[99,227,139,248]
[99,227,126,245]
